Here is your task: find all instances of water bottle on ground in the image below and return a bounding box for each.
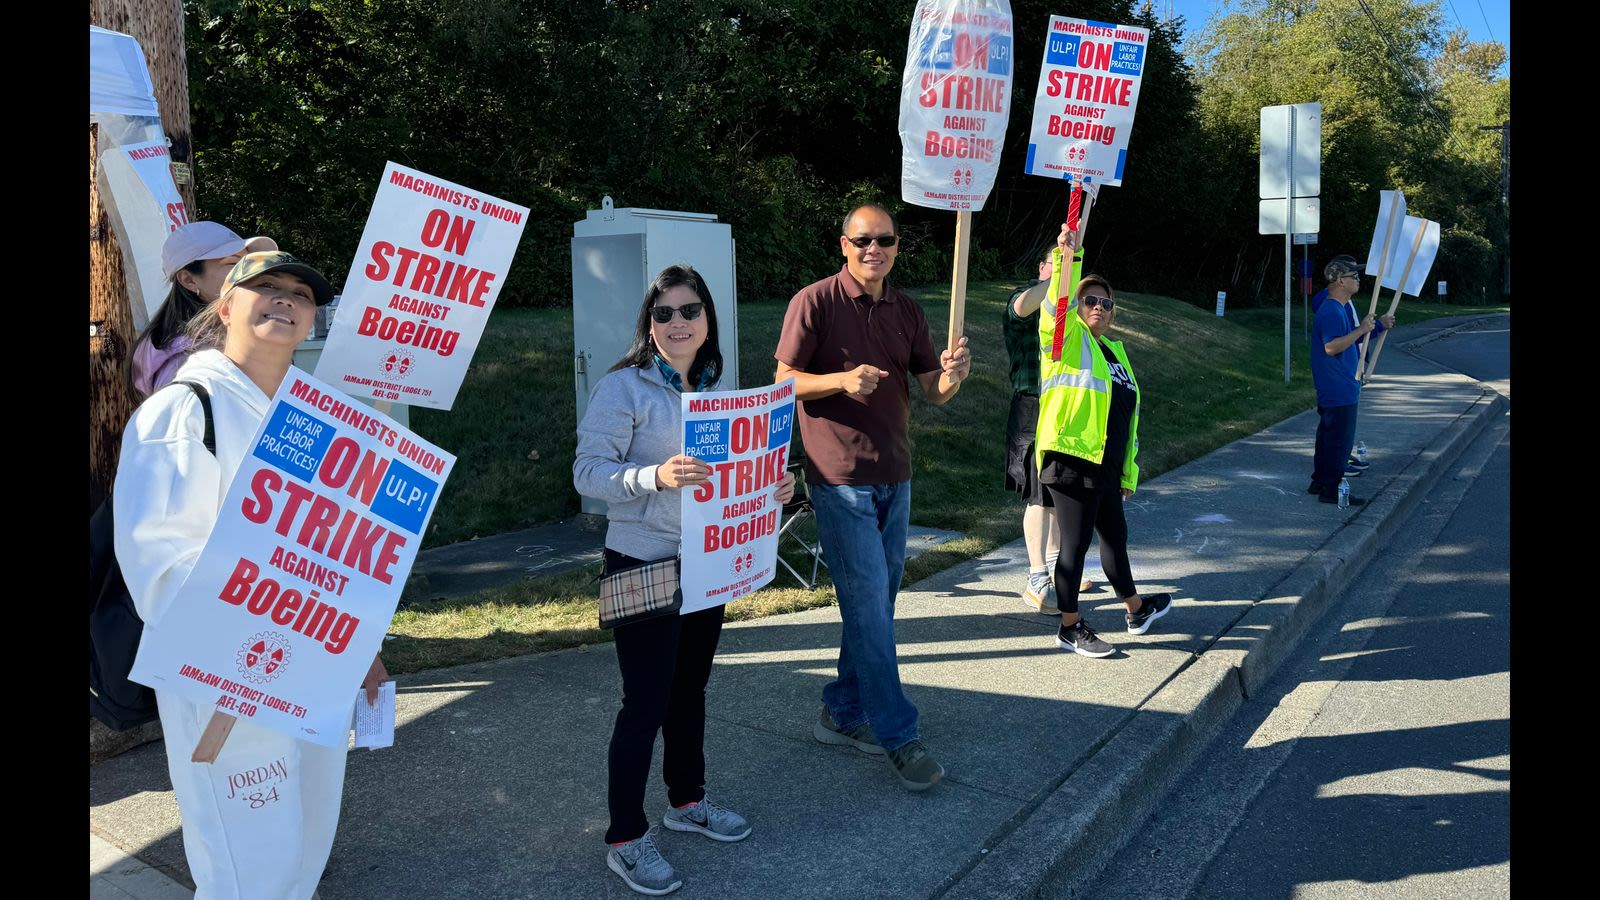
[1337,477,1350,509]
[1355,441,1368,465]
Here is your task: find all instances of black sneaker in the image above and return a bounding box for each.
[1343,463,1363,478]
[1347,457,1370,470]
[1318,492,1367,506]
[1125,593,1173,635]
[1057,619,1114,658]
[1306,480,1323,495]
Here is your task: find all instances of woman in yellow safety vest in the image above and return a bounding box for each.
[1034,228,1175,658]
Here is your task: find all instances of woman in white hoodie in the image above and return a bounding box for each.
[115,250,385,900]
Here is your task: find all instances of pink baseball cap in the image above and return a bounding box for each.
[161,221,278,279]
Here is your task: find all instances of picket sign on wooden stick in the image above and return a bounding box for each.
[192,711,238,763]
[1361,220,1430,382]
[1356,198,1404,377]
[946,210,972,357]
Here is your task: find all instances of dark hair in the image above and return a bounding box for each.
[123,260,209,397]
[609,264,723,389]
[841,203,897,236]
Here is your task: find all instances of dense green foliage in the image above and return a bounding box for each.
[186,0,1508,308]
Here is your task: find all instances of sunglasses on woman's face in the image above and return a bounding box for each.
[650,302,705,323]
[1080,296,1115,310]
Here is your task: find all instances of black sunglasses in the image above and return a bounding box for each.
[1080,296,1115,310]
[650,302,705,324]
[846,234,899,249]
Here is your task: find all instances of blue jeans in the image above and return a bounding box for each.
[1313,403,1359,496]
[810,481,918,751]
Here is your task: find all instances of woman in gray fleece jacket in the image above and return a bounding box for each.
[574,265,793,896]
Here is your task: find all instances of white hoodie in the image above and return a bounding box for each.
[115,348,348,900]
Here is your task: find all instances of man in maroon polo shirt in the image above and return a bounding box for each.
[774,203,971,791]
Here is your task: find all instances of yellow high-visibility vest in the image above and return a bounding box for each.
[1035,246,1142,492]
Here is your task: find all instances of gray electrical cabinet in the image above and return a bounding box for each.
[571,197,739,515]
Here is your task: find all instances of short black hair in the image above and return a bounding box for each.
[841,204,897,236]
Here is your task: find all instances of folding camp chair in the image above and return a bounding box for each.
[776,453,827,590]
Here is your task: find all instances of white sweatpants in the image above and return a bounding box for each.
[156,690,350,900]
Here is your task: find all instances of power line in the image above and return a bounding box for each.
[1473,0,1499,43]
[1445,0,1468,32]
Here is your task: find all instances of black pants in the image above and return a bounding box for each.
[604,549,726,844]
[1045,481,1138,614]
[1311,403,1359,497]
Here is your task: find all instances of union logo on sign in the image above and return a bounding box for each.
[380,348,416,380]
[237,632,293,685]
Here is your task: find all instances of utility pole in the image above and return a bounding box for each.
[1479,120,1509,296]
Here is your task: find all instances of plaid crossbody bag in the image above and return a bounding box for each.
[598,556,683,628]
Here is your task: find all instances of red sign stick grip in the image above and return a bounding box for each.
[1051,182,1084,361]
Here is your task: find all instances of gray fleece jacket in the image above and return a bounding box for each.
[573,363,714,561]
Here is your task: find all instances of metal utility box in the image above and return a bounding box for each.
[571,196,739,515]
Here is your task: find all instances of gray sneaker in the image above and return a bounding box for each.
[1022,577,1059,613]
[663,797,752,842]
[606,830,682,896]
[886,739,945,791]
[814,707,887,755]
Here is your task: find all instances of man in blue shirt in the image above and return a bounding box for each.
[1309,256,1394,505]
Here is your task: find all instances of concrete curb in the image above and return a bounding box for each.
[1398,314,1507,352]
[937,385,1508,900]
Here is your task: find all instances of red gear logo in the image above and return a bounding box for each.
[237,632,292,685]
[379,348,416,380]
[730,552,755,575]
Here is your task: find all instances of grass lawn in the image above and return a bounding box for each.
[387,286,1505,675]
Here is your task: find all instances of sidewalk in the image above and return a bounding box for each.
[88,318,1507,899]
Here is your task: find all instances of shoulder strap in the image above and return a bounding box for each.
[169,380,216,455]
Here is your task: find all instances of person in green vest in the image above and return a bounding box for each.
[1029,228,1175,658]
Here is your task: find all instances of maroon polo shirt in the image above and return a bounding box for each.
[775,265,942,486]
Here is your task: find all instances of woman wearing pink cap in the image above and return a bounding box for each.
[127,222,277,398]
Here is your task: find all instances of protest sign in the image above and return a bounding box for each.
[899,0,1015,356]
[899,0,1015,212]
[314,162,529,410]
[679,380,796,614]
[1023,15,1150,187]
[1357,189,1405,376]
[130,368,455,750]
[1362,216,1439,381]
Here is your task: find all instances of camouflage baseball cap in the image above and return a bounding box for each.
[222,251,336,306]
[1323,254,1364,283]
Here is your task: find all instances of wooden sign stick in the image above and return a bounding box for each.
[1356,197,1404,378]
[1361,220,1429,383]
[192,710,238,763]
[946,210,972,359]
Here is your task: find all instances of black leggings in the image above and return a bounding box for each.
[604,549,726,844]
[1045,481,1138,614]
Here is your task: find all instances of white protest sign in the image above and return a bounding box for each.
[679,380,796,614]
[314,162,529,410]
[1365,190,1407,278]
[899,0,1016,211]
[122,141,189,233]
[98,139,190,329]
[1023,15,1150,186]
[130,368,455,748]
[1383,216,1441,295]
